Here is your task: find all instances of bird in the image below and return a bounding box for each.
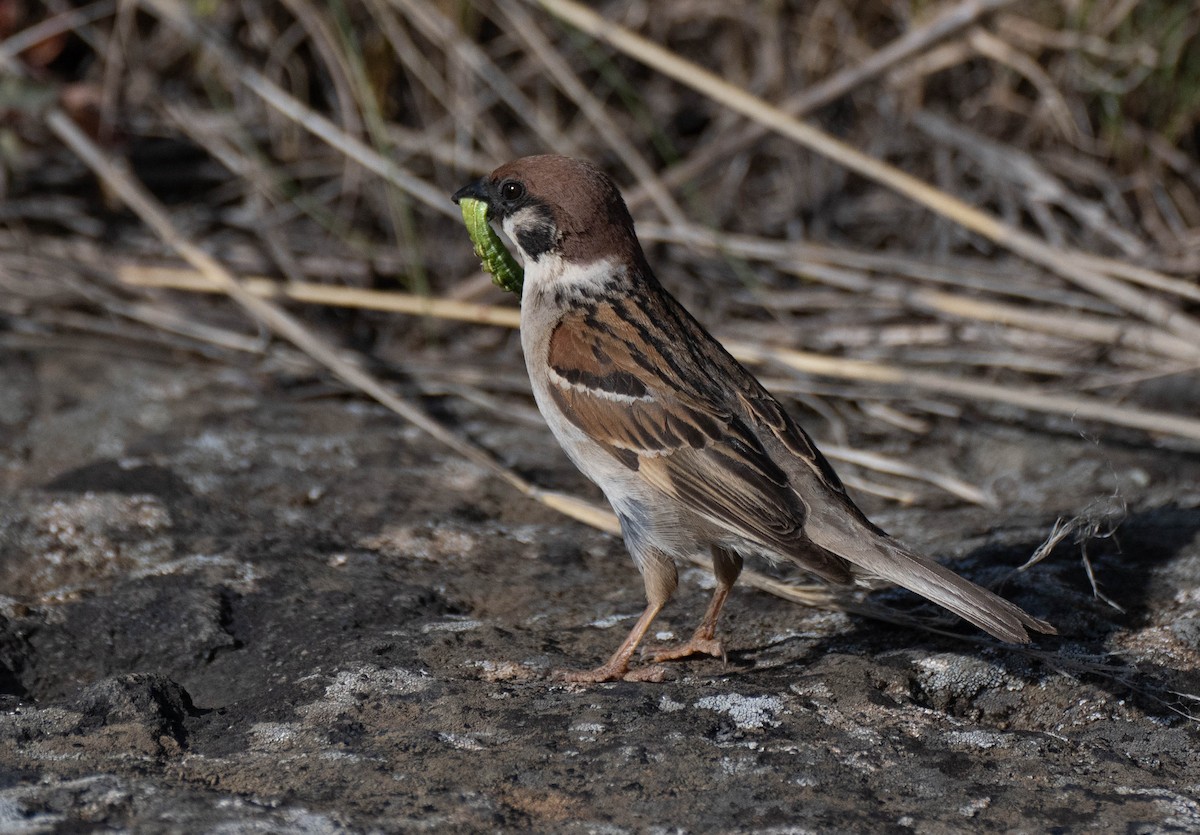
[452,154,1055,683]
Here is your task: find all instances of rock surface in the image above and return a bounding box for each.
[2,348,1199,832]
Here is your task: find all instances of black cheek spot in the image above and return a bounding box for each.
[516,224,556,258]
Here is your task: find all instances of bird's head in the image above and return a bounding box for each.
[452,155,640,270]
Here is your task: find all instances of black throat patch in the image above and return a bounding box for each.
[513,202,558,259]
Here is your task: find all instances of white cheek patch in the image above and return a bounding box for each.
[499,215,522,257]
[489,217,523,266]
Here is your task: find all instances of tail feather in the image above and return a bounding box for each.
[804,513,1055,642]
[862,540,1054,642]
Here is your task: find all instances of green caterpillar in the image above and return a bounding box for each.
[459,197,524,297]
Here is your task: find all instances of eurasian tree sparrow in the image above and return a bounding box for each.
[453,155,1054,683]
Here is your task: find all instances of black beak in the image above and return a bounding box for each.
[452,178,489,206]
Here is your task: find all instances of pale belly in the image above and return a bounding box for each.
[519,293,692,561]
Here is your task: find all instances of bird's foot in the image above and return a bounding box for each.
[647,636,726,664]
[552,663,668,683]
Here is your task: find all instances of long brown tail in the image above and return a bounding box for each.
[804,511,1055,642]
[859,538,1054,642]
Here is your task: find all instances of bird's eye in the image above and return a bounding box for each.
[500,180,525,202]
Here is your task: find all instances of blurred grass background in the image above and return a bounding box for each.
[2,0,1199,506]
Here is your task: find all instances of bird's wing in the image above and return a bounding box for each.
[545,302,1055,641]
[544,303,846,578]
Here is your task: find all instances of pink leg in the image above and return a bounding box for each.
[555,547,678,683]
[650,547,743,664]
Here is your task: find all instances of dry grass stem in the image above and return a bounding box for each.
[536,0,1200,343]
[638,224,1125,314]
[0,2,117,64]
[909,290,1200,363]
[750,342,1200,443]
[119,265,523,328]
[136,0,456,218]
[822,446,996,507]
[626,0,1018,210]
[118,265,1200,443]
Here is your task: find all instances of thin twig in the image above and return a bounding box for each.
[0,0,117,64]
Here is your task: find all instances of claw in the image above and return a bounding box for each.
[648,637,726,664]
